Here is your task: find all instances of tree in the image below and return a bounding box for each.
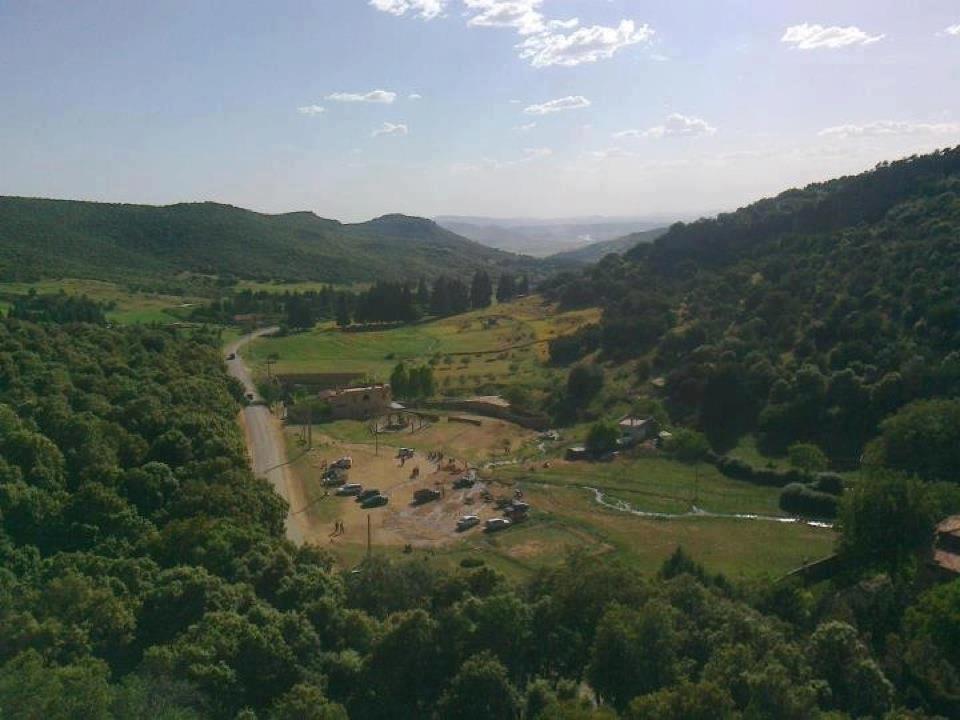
[664,428,709,464]
[471,270,493,309]
[588,602,678,710]
[566,364,604,408]
[808,621,894,717]
[335,295,351,327]
[838,469,937,568]
[390,362,409,398]
[788,442,829,473]
[434,652,520,720]
[496,273,517,303]
[585,421,620,457]
[625,680,735,720]
[868,399,960,483]
[0,650,114,720]
[268,683,347,720]
[285,295,316,331]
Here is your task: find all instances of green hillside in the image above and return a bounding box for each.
[548,226,667,264]
[542,145,960,460]
[0,197,534,283]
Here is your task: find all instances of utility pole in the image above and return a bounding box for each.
[367,515,372,557]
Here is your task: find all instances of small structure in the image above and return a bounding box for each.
[565,446,589,461]
[933,516,960,578]
[317,384,392,421]
[618,415,659,445]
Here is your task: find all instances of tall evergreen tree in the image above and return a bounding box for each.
[471,270,493,309]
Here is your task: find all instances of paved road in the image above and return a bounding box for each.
[225,328,305,544]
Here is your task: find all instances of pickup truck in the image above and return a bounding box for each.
[484,517,511,533]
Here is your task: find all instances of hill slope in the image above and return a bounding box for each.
[548,226,667,264]
[542,145,960,459]
[436,216,670,257]
[0,197,533,283]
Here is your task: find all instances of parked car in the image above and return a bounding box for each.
[509,501,530,513]
[332,456,353,470]
[484,517,511,533]
[322,470,346,487]
[413,488,441,504]
[456,515,480,532]
[336,483,362,496]
[356,489,380,503]
[361,494,389,509]
[227,352,236,360]
[453,475,475,490]
[397,447,415,460]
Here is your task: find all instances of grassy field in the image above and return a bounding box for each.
[281,416,836,582]
[0,278,205,325]
[243,295,600,391]
[235,280,370,294]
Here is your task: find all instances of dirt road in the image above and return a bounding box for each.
[225,328,307,544]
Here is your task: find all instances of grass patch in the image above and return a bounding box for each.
[0,278,205,326]
[243,296,599,390]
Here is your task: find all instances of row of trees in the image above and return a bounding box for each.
[389,362,436,400]
[193,273,532,331]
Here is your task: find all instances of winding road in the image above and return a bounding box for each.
[225,328,306,544]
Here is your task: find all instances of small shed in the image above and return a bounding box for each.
[618,415,659,443]
[565,446,589,461]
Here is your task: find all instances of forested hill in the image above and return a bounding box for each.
[627,146,960,271]
[548,226,667,264]
[0,197,534,283]
[543,146,960,460]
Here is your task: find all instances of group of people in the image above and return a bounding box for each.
[329,520,346,539]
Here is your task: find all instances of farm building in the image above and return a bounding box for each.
[618,415,659,444]
[317,384,392,421]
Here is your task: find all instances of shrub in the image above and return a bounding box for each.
[779,483,839,517]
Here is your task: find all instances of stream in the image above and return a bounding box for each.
[584,486,834,529]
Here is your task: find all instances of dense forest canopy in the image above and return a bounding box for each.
[0,198,547,284]
[543,147,960,462]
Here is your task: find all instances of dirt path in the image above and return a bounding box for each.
[226,328,308,545]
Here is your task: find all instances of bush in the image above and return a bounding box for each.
[779,483,839,517]
[812,472,845,495]
[586,421,620,457]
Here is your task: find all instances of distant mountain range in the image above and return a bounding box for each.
[0,197,541,284]
[547,226,669,264]
[435,215,679,258]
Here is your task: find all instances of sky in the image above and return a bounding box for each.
[1,0,959,222]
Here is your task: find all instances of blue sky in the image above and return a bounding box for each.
[1,1,959,221]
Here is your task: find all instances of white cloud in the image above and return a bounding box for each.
[514,122,537,132]
[462,2,651,68]
[944,24,960,36]
[369,0,445,20]
[818,120,960,138]
[326,90,397,104]
[781,23,884,50]
[372,122,409,137]
[616,114,717,139]
[297,105,326,116]
[518,19,653,67]
[523,95,591,115]
[408,93,423,100]
[463,0,546,35]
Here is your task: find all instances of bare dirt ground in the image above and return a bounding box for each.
[286,416,538,551]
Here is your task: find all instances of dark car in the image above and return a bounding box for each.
[413,488,441,504]
[356,489,380,503]
[322,470,346,487]
[361,494,389,509]
[453,475,475,490]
